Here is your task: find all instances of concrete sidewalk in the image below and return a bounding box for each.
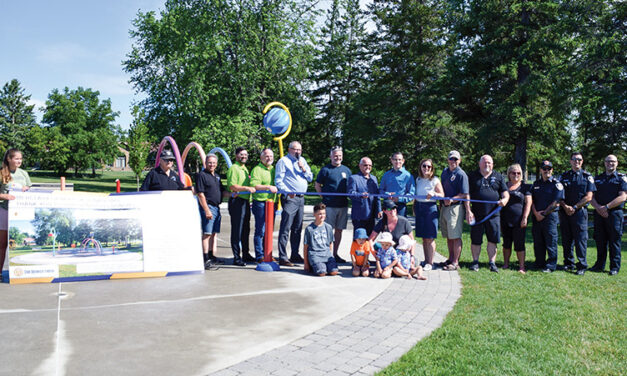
[0,206,461,376]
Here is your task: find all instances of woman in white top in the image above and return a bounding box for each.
[0,149,31,273]
[413,158,444,270]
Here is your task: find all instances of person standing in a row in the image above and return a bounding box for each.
[227,147,256,266]
[590,154,626,275]
[140,150,185,191]
[348,157,381,235]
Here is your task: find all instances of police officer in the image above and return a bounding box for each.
[140,150,185,191]
[558,152,596,275]
[589,154,626,275]
[531,160,564,272]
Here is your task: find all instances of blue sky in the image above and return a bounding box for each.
[1,1,368,131]
[0,0,163,129]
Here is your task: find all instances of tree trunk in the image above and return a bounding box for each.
[514,134,528,181]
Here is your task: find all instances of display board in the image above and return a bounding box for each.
[4,190,203,284]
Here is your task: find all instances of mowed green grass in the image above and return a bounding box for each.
[29,170,143,193]
[380,224,626,376]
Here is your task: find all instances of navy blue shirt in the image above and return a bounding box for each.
[348,173,381,221]
[532,177,564,212]
[468,170,507,218]
[594,171,627,207]
[441,167,469,203]
[559,169,596,206]
[316,164,352,207]
[195,169,224,206]
[140,166,185,191]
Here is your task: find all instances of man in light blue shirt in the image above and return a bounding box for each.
[275,141,313,265]
[379,152,415,217]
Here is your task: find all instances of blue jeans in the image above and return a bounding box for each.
[252,200,267,260]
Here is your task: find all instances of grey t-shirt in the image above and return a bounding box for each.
[304,221,334,263]
[1,168,31,210]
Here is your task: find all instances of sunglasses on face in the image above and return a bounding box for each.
[541,167,552,171]
[448,158,458,161]
[510,172,521,175]
[572,158,582,161]
[422,165,432,169]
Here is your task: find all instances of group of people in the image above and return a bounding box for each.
[139,143,626,278]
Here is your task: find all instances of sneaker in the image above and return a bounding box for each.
[542,268,553,273]
[489,262,499,273]
[469,261,479,271]
[563,264,576,271]
[423,264,433,271]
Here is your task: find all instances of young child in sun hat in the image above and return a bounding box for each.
[350,228,374,277]
[395,235,427,280]
[374,232,397,279]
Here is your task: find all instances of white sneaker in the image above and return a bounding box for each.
[423,264,432,271]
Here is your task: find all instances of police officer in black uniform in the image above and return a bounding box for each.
[589,154,627,275]
[558,152,596,275]
[531,160,564,272]
[140,150,185,191]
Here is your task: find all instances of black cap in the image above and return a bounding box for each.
[382,199,397,210]
[160,150,175,161]
[541,160,553,169]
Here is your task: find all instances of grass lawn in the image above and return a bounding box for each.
[29,170,143,193]
[380,224,626,376]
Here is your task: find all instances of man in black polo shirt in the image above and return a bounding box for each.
[140,150,185,191]
[467,155,509,272]
[196,153,227,267]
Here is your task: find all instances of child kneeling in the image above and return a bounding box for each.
[304,203,338,276]
[351,228,374,277]
[395,235,427,280]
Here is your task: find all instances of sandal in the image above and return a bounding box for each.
[443,263,458,271]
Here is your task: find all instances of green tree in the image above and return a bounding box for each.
[127,106,152,190]
[344,0,462,173]
[8,227,26,245]
[42,87,120,176]
[0,79,37,156]
[32,209,75,246]
[307,0,368,166]
[445,0,582,175]
[124,0,319,158]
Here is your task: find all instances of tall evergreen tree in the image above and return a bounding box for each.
[307,0,368,166]
[0,79,37,155]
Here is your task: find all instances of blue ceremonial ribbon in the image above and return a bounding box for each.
[241,190,503,226]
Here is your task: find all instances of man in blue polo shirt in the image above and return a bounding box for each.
[439,150,471,271]
[315,146,352,263]
[379,152,415,217]
[348,157,382,235]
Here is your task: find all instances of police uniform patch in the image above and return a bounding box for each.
[556,182,564,190]
[451,175,456,182]
[588,175,594,183]
[622,176,627,183]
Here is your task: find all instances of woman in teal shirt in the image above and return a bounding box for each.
[0,148,31,272]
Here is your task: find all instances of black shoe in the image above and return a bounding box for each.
[210,257,225,265]
[233,260,246,267]
[576,269,585,276]
[334,255,347,264]
[542,268,553,273]
[563,264,576,271]
[469,261,479,272]
[489,263,499,273]
[243,254,256,263]
[588,265,603,272]
[279,260,294,267]
[290,255,305,264]
[609,269,618,276]
[204,260,215,270]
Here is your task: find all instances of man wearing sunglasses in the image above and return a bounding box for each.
[558,152,596,275]
[589,155,626,275]
[140,149,185,191]
[531,160,564,272]
[439,150,471,271]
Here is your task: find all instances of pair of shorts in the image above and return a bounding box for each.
[414,201,438,239]
[325,206,348,229]
[502,224,526,252]
[470,216,500,245]
[311,256,338,275]
[440,204,464,239]
[199,204,221,235]
[0,208,8,231]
